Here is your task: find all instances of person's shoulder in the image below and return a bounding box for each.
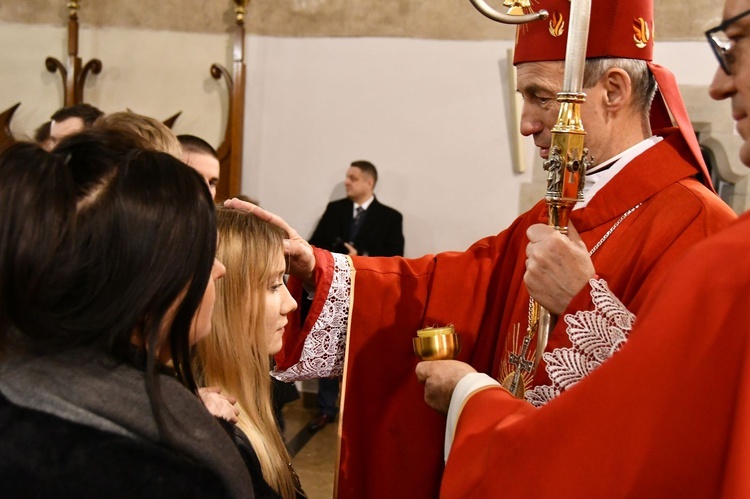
[0,394,230,499]
[224,423,285,498]
[693,211,750,255]
[315,199,350,222]
[325,198,352,211]
[672,178,737,222]
[674,212,750,283]
[371,198,402,217]
[330,198,351,206]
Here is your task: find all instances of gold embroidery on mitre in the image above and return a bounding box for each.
[633,17,651,49]
[514,0,541,38]
[503,0,532,16]
[549,12,565,37]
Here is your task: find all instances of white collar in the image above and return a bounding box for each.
[574,136,662,210]
[354,196,375,213]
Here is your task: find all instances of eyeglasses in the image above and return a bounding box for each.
[706,8,750,75]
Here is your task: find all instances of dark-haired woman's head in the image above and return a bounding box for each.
[0,129,218,392]
[0,142,73,345]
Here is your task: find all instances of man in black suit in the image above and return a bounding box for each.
[307,160,404,431]
[309,160,404,257]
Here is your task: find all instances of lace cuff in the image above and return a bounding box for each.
[272,253,351,381]
[525,278,635,407]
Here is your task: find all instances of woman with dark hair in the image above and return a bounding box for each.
[0,130,254,498]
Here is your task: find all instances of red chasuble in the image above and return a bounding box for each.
[277,130,736,498]
[444,211,750,498]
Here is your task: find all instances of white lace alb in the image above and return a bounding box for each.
[525,279,635,407]
[272,253,351,381]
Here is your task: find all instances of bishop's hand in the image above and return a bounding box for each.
[524,221,594,315]
[416,360,477,414]
[224,198,316,285]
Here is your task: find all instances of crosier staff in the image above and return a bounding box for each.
[505,0,593,398]
[466,0,594,398]
[414,1,551,363]
[529,0,594,382]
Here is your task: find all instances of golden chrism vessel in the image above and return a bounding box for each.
[413,326,462,361]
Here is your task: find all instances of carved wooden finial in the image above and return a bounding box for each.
[67,1,80,19]
[47,0,102,106]
[234,0,250,24]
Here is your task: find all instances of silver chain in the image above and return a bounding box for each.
[524,202,642,337]
[507,202,643,393]
[588,203,642,256]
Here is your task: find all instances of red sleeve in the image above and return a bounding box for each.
[274,247,334,370]
[336,219,530,499]
[443,215,750,498]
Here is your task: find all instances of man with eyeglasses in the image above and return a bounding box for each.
[410,0,750,496]
[708,1,750,165]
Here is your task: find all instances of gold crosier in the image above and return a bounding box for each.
[467,0,548,25]
[465,0,594,397]
[412,2,549,362]
[501,0,594,398]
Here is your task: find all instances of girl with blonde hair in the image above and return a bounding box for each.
[195,207,305,499]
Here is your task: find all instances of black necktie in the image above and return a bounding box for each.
[350,206,365,240]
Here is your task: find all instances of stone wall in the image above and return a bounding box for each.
[0,0,723,40]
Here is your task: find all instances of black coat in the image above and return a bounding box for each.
[308,197,404,257]
[0,393,230,499]
[219,421,307,499]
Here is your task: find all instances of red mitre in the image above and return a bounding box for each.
[512,0,713,190]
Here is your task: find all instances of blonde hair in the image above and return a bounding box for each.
[94,111,183,158]
[195,207,300,499]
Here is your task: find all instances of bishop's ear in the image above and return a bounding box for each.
[601,67,632,111]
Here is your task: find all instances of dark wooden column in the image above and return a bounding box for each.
[45,0,102,106]
[212,0,249,201]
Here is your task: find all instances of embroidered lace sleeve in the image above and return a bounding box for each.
[272,253,351,381]
[525,278,636,407]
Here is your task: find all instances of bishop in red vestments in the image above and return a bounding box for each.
[430,211,750,498]
[234,0,738,497]
[418,0,750,495]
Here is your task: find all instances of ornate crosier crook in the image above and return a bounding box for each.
[468,0,548,24]
[467,0,593,398]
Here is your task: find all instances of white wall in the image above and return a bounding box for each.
[1,22,537,257]
[1,22,228,146]
[1,24,734,257]
[243,38,738,256]
[653,41,720,85]
[243,37,537,257]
